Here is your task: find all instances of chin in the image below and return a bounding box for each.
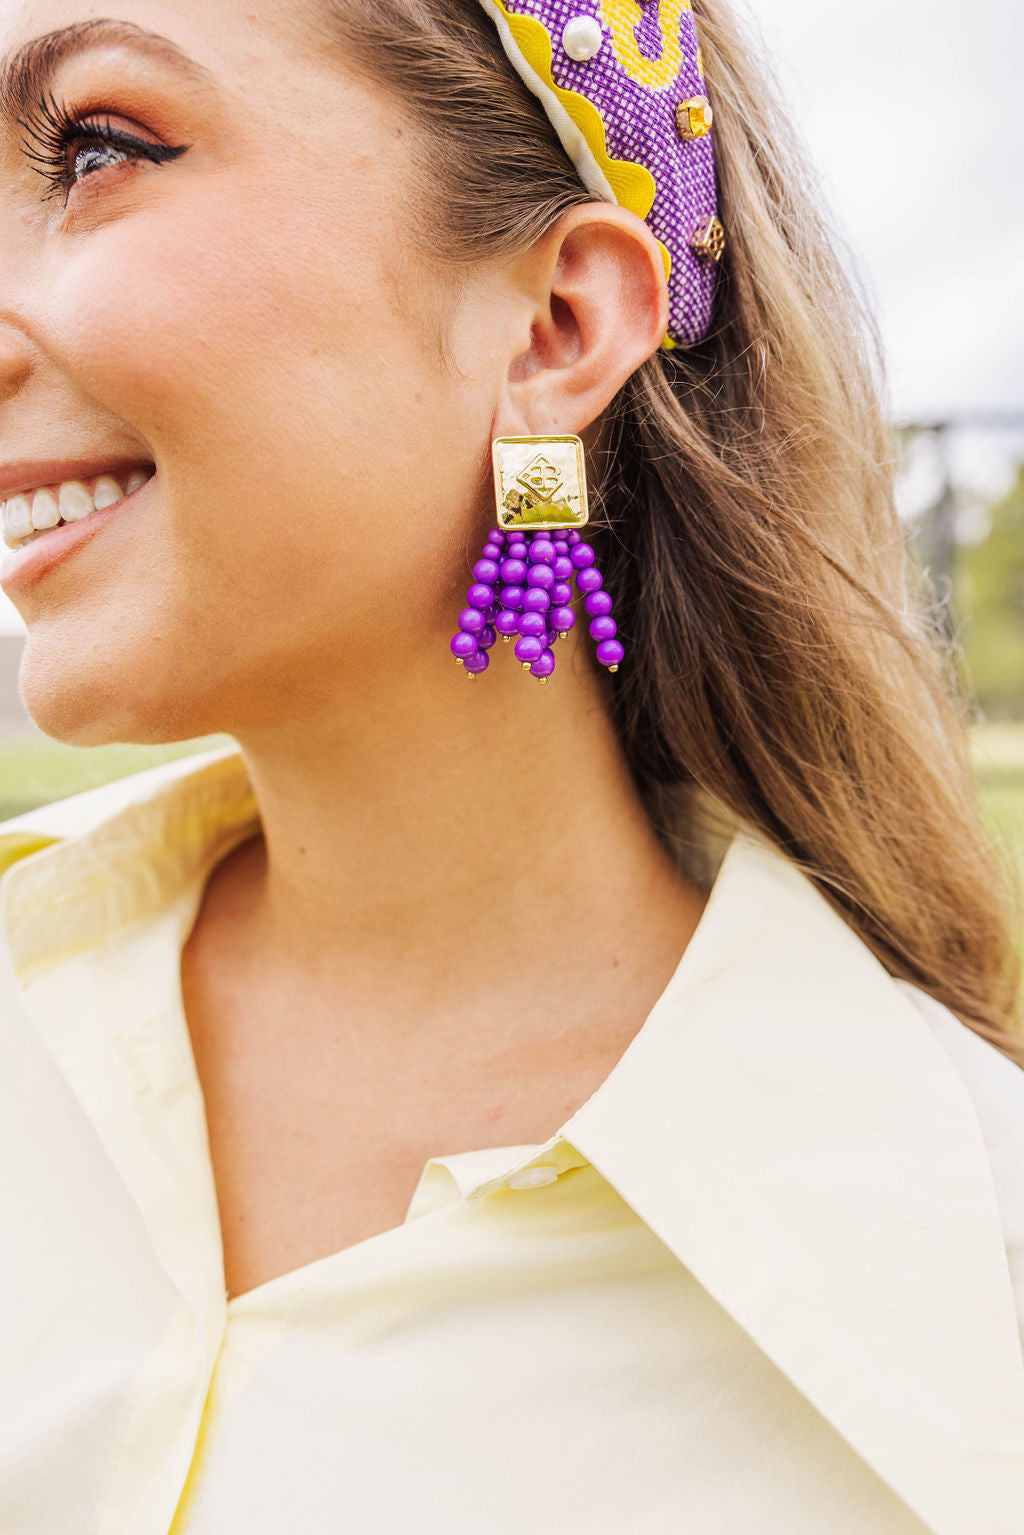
[17,630,212,749]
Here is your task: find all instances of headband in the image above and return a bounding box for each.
[478,0,724,349]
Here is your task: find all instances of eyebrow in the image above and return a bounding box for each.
[0,18,213,132]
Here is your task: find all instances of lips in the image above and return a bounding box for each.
[0,453,158,502]
[2,465,155,550]
[0,466,156,592]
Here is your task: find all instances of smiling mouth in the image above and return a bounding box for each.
[1,465,156,550]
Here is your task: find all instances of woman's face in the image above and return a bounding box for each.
[0,0,505,743]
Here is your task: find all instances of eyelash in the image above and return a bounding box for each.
[17,89,187,205]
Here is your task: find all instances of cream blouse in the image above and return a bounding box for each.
[0,744,1023,1535]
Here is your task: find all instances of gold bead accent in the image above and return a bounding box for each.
[675,95,712,142]
[557,630,568,639]
[455,657,464,666]
[537,676,548,684]
[689,213,726,263]
[502,634,512,643]
[521,661,532,670]
[608,664,619,672]
[466,671,476,679]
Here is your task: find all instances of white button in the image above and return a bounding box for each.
[508,1164,559,1190]
[562,16,603,62]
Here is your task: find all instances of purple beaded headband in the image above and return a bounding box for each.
[477,0,724,348]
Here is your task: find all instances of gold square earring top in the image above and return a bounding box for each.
[491,435,589,531]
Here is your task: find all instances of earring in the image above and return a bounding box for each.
[449,434,624,684]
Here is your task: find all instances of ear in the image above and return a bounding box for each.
[492,202,669,439]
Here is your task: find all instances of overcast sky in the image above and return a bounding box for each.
[743,0,1023,419]
[2,0,1021,635]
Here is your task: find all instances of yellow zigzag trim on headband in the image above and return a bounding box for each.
[479,0,676,348]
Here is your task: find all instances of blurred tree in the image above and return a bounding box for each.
[956,461,1024,719]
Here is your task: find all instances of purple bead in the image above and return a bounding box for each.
[518,611,546,638]
[576,567,603,595]
[508,540,528,560]
[500,558,527,584]
[528,538,556,565]
[551,581,572,605]
[526,564,554,591]
[552,557,573,581]
[458,607,485,635]
[589,616,617,641]
[500,586,524,611]
[490,530,506,544]
[566,530,581,545]
[483,541,503,558]
[484,604,500,624]
[478,624,498,650]
[596,639,624,668]
[549,606,575,632]
[531,648,556,678]
[545,628,560,648]
[495,609,519,636]
[521,587,551,614]
[515,635,544,664]
[473,559,500,584]
[584,590,613,616]
[553,540,569,556]
[570,542,595,569]
[451,632,478,659]
[464,650,490,674]
[467,583,494,609]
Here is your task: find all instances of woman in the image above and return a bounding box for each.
[0,0,1022,1530]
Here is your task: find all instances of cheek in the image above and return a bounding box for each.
[46,185,429,539]
[27,169,491,706]
[48,189,380,431]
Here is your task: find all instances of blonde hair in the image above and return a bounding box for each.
[320,0,1024,1064]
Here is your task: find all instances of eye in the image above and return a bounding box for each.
[17,89,188,206]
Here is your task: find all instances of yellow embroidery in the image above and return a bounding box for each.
[598,0,693,90]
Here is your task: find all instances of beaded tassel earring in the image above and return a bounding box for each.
[449,434,624,684]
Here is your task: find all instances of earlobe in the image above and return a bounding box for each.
[506,203,669,436]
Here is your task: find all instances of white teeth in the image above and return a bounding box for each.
[1,466,154,550]
[31,488,61,530]
[58,480,95,522]
[3,494,32,542]
[91,475,124,510]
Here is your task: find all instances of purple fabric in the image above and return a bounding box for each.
[485,1,721,346]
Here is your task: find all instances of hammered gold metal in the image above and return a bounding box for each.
[491,435,589,531]
[689,213,726,263]
[675,95,713,142]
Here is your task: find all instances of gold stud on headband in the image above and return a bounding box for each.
[675,96,713,143]
[689,213,726,263]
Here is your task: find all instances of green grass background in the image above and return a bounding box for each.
[0,734,233,823]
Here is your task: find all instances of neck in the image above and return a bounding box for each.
[220,645,706,1026]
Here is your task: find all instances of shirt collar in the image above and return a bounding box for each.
[0,743,260,983]
[3,743,1023,1533]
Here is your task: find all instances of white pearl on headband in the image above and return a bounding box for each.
[562,15,603,62]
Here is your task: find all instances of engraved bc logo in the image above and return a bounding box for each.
[516,454,564,503]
